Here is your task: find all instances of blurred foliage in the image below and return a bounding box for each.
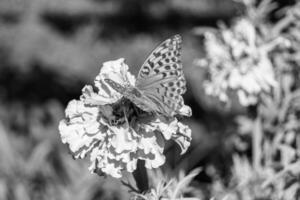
[1,0,299,199]
[0,101,129,200]
[194,0,300,199]
[0,0,240,199]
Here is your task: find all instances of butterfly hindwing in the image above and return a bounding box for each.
[140,75,186,116]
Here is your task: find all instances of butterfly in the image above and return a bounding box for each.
[104,35,191,117]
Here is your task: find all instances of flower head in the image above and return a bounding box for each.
[197,18,278,106]
[59,58,192,178]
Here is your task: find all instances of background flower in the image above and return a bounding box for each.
[198,18,278,106]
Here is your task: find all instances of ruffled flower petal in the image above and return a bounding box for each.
[178,105,192,117]
[173,122,192,155]
[58,100,106,159]
[95,58,136,90]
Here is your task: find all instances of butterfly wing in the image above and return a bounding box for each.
[136,35,190,117]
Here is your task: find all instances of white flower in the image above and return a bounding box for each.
[198,18,278,106]
[59,58,192,178]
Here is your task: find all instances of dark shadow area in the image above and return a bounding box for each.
[0,62,84,105]
[40,0,240,39]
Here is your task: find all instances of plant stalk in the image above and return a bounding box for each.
[253,115,262,171]
[132,159,149,193]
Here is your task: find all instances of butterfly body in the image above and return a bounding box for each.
[104,78,160,113]
[105,35,191,117]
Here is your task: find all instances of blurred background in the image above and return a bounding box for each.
[0,0,296,199]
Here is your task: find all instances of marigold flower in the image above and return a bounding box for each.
[59,58,192,178]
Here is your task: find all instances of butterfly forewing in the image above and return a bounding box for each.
[137,35,182,85]
[135,35,188,116]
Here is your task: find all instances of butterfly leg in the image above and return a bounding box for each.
[122,107,130,128]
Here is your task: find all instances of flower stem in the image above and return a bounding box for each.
[132,160,149,193]
[253,115,262,171]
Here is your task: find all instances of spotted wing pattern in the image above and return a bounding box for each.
[135,35,187,116]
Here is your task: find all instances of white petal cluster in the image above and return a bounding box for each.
[59,58,192,178]
[198,19,278,106]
